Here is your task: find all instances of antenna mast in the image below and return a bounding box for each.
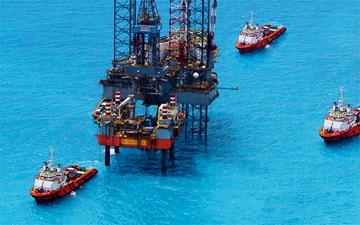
[49,146,54,165]
[339,86,344,104]
[249,10,254,25]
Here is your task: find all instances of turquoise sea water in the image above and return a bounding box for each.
[1,0,359,224]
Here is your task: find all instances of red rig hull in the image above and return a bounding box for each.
[30,166,97,203]
[97,127,181,150]
[319,125,360,143]
[236,26,286,53]
[97,135,175,150]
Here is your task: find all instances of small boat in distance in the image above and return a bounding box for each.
[235,11,286,53]
[320,87,360,143]
[30,147,97,202]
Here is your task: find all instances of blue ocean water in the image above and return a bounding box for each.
[1,0,359,224]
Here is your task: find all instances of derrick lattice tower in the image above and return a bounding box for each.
[169,0,189,63]
[113,0,136,65]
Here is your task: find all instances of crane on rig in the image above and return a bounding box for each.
[93,0,219,168]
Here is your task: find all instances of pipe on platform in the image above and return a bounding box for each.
[117,94,134,116]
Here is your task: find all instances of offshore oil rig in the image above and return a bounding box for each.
[93,0,219,168]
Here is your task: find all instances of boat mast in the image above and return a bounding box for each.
[249,10,254,25]
[338,86,344,104]
[49,146,54,165]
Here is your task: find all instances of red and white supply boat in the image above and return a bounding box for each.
[30,147,97,202]
[235,11,286,53]
[320,88,360,143]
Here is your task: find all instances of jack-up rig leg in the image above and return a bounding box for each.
[161,150,167,170]
[169,144,175,161]
[114,146,120,154]
[105,146,111,166]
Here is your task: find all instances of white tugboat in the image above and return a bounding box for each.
[30,147,97,202]
[235,11,286,53]
[320,87,360,143]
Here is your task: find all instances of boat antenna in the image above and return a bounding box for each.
[338,86,344,104]
[249,10,254,25]
[49,146,54,165]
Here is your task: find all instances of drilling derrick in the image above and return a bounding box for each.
[94,0,219,168]
[135,0,161,66]
[169,0,189,64]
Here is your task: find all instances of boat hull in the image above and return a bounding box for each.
[235,26,286,53]
[30,166,98,202]
[319,124,360,143]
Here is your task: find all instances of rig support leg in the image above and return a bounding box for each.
[161,150,167,169]
[184,104,189,142]
[191,105,195,138]
[205,105,208,145]
[200,105,203,135]
[169,144,174,161]
[114,146,120,154]
[105,146,110,166]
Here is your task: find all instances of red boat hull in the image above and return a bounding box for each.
[319,124,360,143]
[30,166,98,203]
[235,26,286,53]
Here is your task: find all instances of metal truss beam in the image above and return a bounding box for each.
[113,0,136,65]
[182,104,208,143]
[169,0,189,63]
[188,0,211,66]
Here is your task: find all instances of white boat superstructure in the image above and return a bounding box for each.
[238,11,262,45]
[33,147,67,192]
[323,87,357,133]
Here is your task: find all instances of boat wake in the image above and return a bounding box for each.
[269,21,283,27]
